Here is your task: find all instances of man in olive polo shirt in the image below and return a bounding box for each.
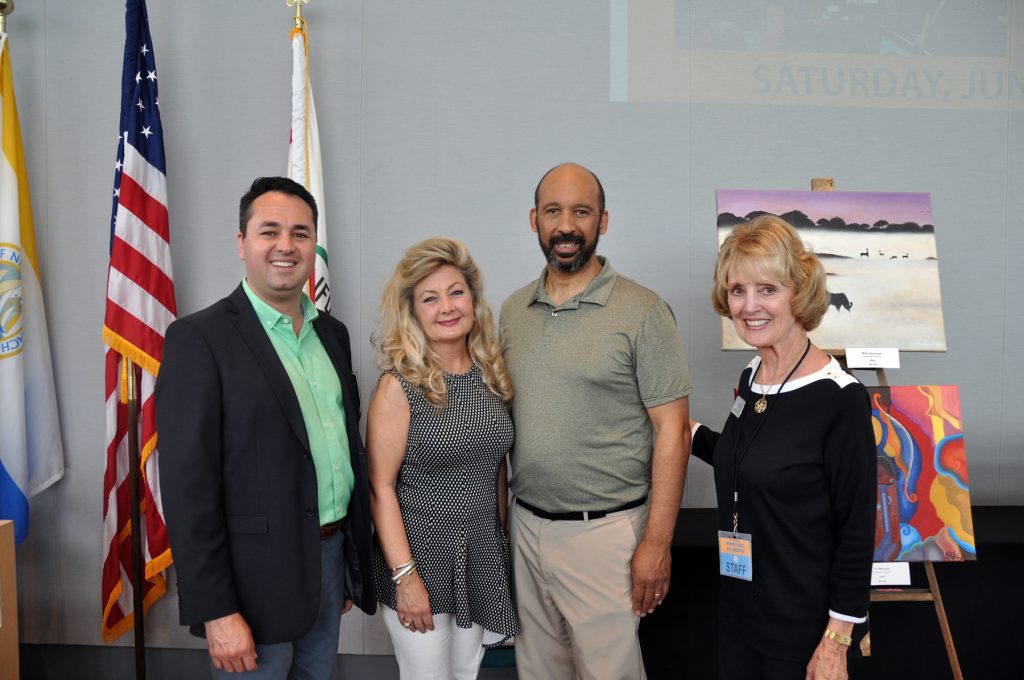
[500,163,692,679]
[157,177,375,678]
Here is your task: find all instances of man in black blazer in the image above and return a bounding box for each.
[156,177,375,678]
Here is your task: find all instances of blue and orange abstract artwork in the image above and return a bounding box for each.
[872,385,975,562]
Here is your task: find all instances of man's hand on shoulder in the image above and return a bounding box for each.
[630,538,671,617]
[205,612,258,673]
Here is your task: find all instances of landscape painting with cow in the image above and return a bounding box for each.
[716,189,947,351]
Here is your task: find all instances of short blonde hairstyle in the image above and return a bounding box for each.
[373,237,513,406]
[711,215,829,331]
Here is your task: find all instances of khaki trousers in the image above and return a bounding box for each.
[510,501,648,680]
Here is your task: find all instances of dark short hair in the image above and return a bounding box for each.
[238,177,318,235]
[533,163,606,215]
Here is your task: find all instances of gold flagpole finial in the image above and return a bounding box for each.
[287,0,309,30]
[0,0,15,35]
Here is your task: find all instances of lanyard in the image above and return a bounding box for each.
[729,339,811,535]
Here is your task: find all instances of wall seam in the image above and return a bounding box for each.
[997,5,1015,504]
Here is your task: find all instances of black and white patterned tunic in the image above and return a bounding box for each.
[373,364,520,645]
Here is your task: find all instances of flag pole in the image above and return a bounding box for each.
[288,0,309,27]
[125,361,147,680]
[0,0,13,34]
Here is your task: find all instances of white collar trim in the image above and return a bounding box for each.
[747,355,857,395]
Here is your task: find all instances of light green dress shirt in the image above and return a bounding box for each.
[243,280,354,524]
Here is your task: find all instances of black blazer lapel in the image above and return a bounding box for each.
[313,315,361,427]
[226,285,311,452]
[312,312,374,612]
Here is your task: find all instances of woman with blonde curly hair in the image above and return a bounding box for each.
[368,237,519,679]
[692,215,875,680]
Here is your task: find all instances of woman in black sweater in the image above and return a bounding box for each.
[692,215,875,680]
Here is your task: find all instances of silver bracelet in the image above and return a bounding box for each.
[391,561,417,584]
[390,558,415,574]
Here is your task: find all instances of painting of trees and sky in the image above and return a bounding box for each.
[716,189,947,351]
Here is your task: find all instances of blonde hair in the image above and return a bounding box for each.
[374,237,513,406]
[711,215,829,331]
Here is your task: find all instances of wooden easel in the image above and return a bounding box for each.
[839,359,963,679]
[813,178,963,679]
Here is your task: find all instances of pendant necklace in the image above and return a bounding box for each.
[752,338,811,414]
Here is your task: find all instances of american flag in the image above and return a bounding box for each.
[101,0,175,643]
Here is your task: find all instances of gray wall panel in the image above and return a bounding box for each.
[1001,105,1024,504]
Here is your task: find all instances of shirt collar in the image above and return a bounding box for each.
[242,278,319,329]
[529,256,616,307]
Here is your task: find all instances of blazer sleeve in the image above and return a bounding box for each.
[155,318,239,626]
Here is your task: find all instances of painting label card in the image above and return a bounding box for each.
[716,190,947,352]
[870,562,912,586]
[846,347,900,369]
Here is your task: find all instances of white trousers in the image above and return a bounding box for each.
[381,605,487,680]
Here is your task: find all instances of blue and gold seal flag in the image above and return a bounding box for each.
[0,31,65,544]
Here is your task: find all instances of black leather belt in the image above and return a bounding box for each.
[515,496,647,521]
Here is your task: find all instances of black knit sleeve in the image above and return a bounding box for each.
[823,383,876,619]
[691,425,719,466]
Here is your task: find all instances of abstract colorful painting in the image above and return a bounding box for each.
[871,385,975,562]
[716,190,947,351]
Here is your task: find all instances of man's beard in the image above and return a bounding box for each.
[539,231,599,273]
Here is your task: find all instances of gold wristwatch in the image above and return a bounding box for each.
[823,628,853,647]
